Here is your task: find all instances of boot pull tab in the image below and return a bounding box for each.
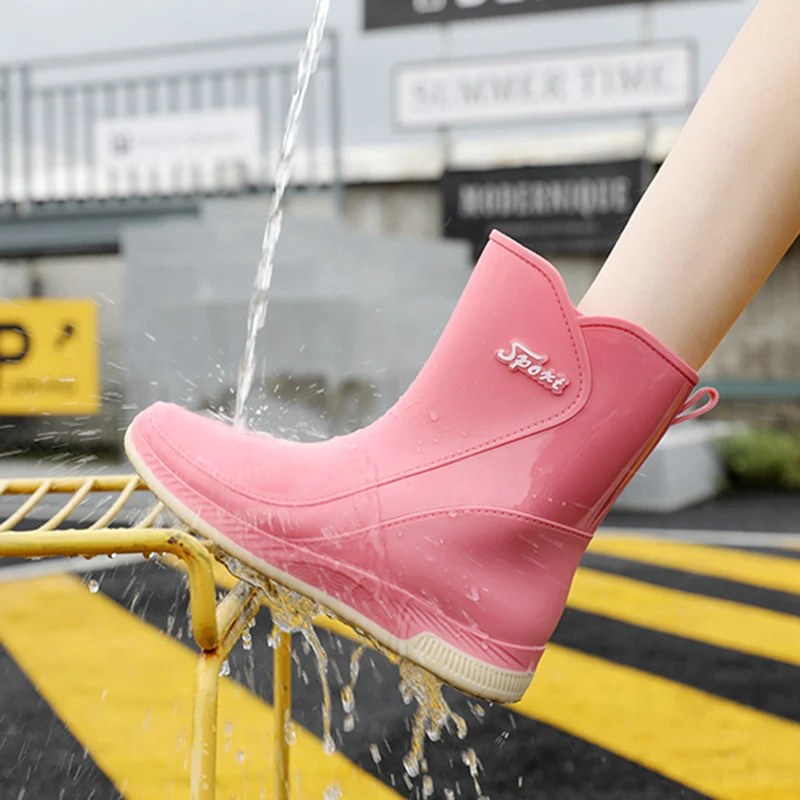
[672,387,720,426]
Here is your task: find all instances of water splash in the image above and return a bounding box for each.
[214,551,336,755]
[233,0,332,429]
[284,717,298,747]
[462,748,489,800]
[323,783,342,800]
[369,743,382,765]
[213,552,482,793]
[399,661,468,780]
[340,644,365,735]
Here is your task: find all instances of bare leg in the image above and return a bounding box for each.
[578,0,800,370]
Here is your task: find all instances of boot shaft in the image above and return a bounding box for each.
[372,231,700,531]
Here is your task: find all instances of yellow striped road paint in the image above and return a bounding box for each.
[0,575,401,800]
[569,567,800,666]
[513,644,800,800]
[163,546,800,797]
[589,537,800,595]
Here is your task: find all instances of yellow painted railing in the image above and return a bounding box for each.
[0,475,292,800]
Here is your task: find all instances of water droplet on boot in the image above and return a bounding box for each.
[467,587,480,602]
[428,411,440,422]
[219,660,231,677]
[343,714,355,733]
[423,776,435,798]
[87,580,100,594]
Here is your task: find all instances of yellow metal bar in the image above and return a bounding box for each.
[274,633,292,800]
[216,581,264,662]
[138,500,165,529]
[0,475,146,495]
[192,650,221,800]
[89,476,141,530]
[0,479,53,531]
[35,478,96,532]
[0,528,219,652]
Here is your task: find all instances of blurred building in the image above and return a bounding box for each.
[1,0,796,455]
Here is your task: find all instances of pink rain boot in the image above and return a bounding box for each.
[125,231,717,703]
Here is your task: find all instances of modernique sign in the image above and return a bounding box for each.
[395,42,695,128]
[367,0,662,30]
[442,160,644,255]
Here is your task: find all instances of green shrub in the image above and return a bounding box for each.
[721,429,800,490]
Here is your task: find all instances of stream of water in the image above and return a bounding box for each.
[233,0,332,429]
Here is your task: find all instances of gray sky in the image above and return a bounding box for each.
[1,0,757,153]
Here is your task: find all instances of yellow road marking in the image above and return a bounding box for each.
[569,567,800,666]
[589,537,800,595]
[0,575,401,800]
[513,644,800,800]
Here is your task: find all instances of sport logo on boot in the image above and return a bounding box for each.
[496,341,570,396]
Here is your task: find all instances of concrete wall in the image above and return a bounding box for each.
[122,201,472,442]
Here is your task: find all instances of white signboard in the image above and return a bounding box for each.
[95,108,260,169]
[394,42,695,128]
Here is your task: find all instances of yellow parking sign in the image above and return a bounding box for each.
[0,299,100,415]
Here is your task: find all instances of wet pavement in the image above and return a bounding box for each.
[1,492,799,799]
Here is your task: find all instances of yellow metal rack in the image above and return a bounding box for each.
[0,474,293,800]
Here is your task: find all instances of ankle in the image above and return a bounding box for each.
[577,291,708,372]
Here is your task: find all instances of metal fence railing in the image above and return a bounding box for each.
[0,32,343,209]
[0,67,11,202]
